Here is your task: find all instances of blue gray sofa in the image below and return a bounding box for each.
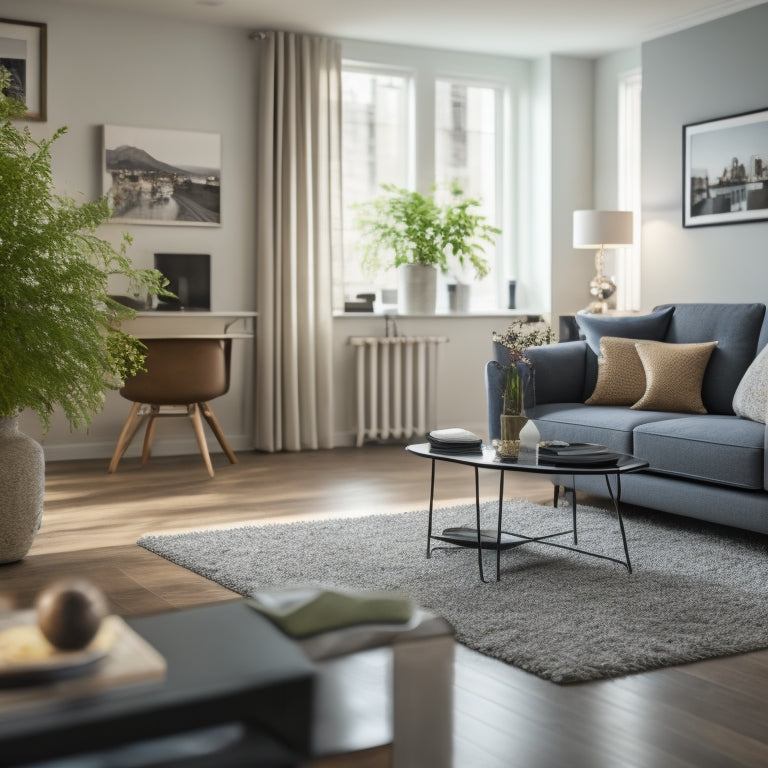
[486,303,768,535]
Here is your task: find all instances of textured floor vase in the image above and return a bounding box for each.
[0,416,44,564]
[138,500,768,683]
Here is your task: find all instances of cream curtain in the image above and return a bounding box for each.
[254,31,341,452]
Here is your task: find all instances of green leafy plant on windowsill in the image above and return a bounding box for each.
[0,69,170,431]
[353,182,501,280]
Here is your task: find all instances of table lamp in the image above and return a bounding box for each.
[572,210,633,313]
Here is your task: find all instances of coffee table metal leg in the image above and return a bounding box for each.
[426,459,436,558]
[604,473,632,573]
[570,478,578,545]
[496,470,505,582]
[475,467,488,583]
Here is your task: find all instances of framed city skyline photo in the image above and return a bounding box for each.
[103,125,221,227]
[0,18,46,121]
[683,107,768,228]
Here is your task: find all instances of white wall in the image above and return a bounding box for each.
[641,3,768,309]
[531,55,596,321]
[594,47,641,209]
[14,0,758,459]
[6,0,258,459]
[6,1,548,458]
[592,47,642,308]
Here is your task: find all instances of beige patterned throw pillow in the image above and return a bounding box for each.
[585,336,647,406]
[631,340,718,413]
[733,343,768,423]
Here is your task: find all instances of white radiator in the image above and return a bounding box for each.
[348,336,449,447]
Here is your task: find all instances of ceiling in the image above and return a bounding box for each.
[57,0,764,57]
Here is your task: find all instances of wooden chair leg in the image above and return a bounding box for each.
[199,402,238,464]
[108,402,144,473]
[142,405,160,467]
[189,404,215,478]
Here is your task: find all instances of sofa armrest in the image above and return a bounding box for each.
[526,341,588,405]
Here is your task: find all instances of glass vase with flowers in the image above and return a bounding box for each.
[491,320,556,458]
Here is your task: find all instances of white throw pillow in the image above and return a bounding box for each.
[733,343,768,423]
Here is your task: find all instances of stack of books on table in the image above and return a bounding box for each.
[427,428,483,455]
[537,441,621,466]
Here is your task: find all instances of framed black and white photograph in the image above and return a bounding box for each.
[0,18,46,121]
[683,107,768,228]
[103,125,221,227]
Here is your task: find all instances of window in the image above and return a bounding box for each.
[340,65,411,305]
[435,79,503,309]
[617,70,642,311]
[339,60,510,312]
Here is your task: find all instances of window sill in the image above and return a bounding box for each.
[334,308,545,320]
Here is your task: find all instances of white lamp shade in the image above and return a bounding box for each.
[573,210,633,248]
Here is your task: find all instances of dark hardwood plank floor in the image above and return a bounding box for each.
[2,444,768,767]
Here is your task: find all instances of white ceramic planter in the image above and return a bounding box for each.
[0,416,44,564]
[398,264,437,314]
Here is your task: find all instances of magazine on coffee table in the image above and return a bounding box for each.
[538,442,621,466]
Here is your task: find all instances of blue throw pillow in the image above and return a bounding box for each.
[576,307,675,399]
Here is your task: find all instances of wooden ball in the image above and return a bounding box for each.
[35,579,108,651]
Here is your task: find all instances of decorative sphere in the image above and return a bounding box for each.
[589,276,617,301]
[35,579,108,651]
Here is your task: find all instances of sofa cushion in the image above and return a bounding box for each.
[631,341,718,414]
[576,307,674,400]
[529,402,681,455]
[654,303,765,414]
[733,342,768,423]
[633,416,766,490]
[585,336,647,406]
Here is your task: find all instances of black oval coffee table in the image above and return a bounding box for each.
[405,443,649,582]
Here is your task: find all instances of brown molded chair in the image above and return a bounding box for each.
[108,338,238,478]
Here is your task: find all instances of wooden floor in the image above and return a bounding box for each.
[4,444,768,767]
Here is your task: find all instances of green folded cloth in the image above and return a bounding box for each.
[247,587,413,638]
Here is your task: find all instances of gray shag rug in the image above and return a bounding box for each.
[137,500,768,683]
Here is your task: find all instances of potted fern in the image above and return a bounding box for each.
[354,182,500,313]
[0,70,167,563]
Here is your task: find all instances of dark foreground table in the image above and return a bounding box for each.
[0,602,316,767]
[406,443,649,582]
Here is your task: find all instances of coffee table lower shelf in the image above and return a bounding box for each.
[430,525,633,574]
[432,526,570,550]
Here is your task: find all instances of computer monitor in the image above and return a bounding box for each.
[153,253,211,310]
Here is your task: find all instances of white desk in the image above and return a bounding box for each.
[123,311,257,338]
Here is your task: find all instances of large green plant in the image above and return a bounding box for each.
[0,70,168,430]
[354,182,501,280]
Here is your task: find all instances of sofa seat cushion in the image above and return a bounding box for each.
[529,403,682,455]
[633,415,765,489]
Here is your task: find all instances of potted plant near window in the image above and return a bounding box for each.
[0,71,168,563]
[354,182,500,314]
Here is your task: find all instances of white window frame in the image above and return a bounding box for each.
[339,61,415,309]
[433,75,511,310]
[617,68,642,311]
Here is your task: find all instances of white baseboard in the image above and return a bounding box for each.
[41,434,254,463]
[42,421,489,462]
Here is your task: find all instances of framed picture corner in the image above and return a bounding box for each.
[0,17,47,122]
[683,106,768,228]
